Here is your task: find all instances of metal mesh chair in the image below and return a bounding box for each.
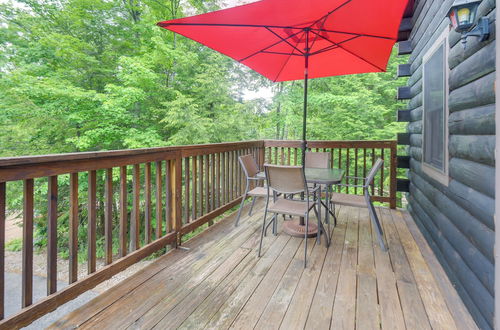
[305,151,330,168]
[258,165,325,267]
[330,158,387,251]
[235,155,266,226]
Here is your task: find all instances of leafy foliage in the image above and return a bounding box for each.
[0,0,407,258]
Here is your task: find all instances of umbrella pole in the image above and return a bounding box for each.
[301,36,310,169]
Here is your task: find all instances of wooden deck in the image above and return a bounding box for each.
[51,203,477,330]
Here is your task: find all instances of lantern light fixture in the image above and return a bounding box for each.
[447,0,489,48]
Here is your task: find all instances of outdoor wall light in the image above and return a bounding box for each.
[447,0,490,48]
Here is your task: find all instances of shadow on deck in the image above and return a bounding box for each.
[50,203,477,330]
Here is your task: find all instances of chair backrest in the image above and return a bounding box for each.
[264,164,307,194]
[364,158,384,188]
[304,152,330,168]
[239,154,260,178]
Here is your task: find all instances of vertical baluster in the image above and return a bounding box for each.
[216,153,221,208]
[210,154,215,212]
[156,161,163,238]
[221,152,226,205]
[145,163,151,244]
[119,166,128,257]
[371,149,375,195]
[22,179,34,307]
[184,158,190,223]
[88,171,97,274]
[346,149,350,194]
[165,160,171,234]
[338,149,342,192]
[294,148,298,165]
[0,182,5,319]
[131,165,140,251]
[105,169,113,265]
[226,152,230,202]
[204,155,210,218]
[267,147,271,164]
[47,176,58,294]
[192,156,198,220]
[199,155,204,216]
[229,151,233,201]
[363,149,367,186]
[354,149,358,195]
[69,173,78,283]
[380,149,385,196]
[274,147,278,164]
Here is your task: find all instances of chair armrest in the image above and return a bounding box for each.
[336,183,365,188]
[248,176,265,181]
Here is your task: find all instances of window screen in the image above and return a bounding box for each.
[423,41,446,171]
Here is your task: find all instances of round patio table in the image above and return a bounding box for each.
[258,167,344,238]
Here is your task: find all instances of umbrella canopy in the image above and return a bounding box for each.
[157,0,408,165]
[158,0,408,82]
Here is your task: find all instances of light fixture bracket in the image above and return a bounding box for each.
[460,17,490,48]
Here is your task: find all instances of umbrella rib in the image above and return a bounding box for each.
[310,28,395,40]
[310,30,386,72]
[266,27,305,56]
[262,51,302,56]
[238,29,304,62]
[309,0,354,29]
[273,31,306,82]
[158,22,306,30]
[310,35,360,56]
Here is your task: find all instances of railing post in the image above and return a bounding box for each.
[258,141,265,170]
[170,153,183,246]
[390,141,397,209]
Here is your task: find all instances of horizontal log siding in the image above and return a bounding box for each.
[405,1,496,328]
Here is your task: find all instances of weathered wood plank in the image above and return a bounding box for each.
[304,206,348,330]
[155,161,163,238]
[144,163,152,243]
[401,211,479,330]
[331,206,359,330]
[130,165,140,251]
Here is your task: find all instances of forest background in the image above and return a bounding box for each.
[0,0,407,257]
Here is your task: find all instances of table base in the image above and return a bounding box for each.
[283,219,318,238]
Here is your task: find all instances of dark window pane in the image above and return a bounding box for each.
[423,42,445,171]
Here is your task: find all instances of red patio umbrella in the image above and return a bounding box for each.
[157,0,408,165]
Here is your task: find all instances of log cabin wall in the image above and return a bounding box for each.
[401,0,496,328]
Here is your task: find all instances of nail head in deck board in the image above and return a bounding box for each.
[47,176,58,295]
[0,182,5,320]
[398,63,412,77]
[22,179,34,308]
[398,40,412,55]
[69,173,79,284]
[88,170,97,274]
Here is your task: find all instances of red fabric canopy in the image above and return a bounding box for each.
[158,0,408,82]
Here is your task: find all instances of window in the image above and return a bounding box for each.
[422,29,449,185]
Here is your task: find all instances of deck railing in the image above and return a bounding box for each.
[0,139,396,328]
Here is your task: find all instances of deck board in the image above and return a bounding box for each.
[52,204,478,330]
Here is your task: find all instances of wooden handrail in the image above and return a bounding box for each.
[0,139,397,328]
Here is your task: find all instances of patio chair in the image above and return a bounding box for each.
[305,151,330,168]
[258,165,324,268]
[235,154,267,226]
[330,158,387,251]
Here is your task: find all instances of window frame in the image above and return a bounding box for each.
[421,28,450,186]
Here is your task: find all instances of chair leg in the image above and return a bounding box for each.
[304,213,309,268]
[313,204,321,246]
[368,203,387,251]
[264,214,275,237]
[332,203,338,227]
[258,208,269,257]
[235,192,248,227]
[248,196,257,216]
